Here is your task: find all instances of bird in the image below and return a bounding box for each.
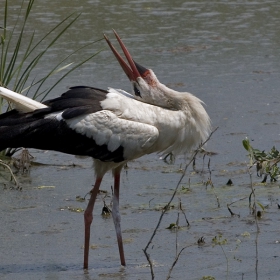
[0,30,211,269]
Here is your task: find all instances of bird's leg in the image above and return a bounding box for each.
[112,172,126,266]
[83,177,102,269]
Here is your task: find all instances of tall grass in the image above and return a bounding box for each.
[0,0,103,156]
[0,0,102,112]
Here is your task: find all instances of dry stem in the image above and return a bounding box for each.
[143,127,218,279]
[0,159,20,188]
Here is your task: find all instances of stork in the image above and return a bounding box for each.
[0,30,211,269]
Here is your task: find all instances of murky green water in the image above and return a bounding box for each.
[1,1,280,279]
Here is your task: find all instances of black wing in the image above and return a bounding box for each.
[0,86,125,162]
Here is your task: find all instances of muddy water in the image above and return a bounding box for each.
[1,1,280,279]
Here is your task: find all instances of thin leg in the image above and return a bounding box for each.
[112,172,126,266]
[83,177,102,269]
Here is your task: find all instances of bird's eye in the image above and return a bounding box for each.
[133,85,141,97]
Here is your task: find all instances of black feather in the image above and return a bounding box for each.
[0,86,125,162]
[42,86,106,116]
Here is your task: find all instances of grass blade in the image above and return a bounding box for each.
[39,49,104,102]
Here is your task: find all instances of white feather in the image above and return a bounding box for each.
[0,87,47,112]
[100,91,209,156]
[108,87,134,99]
[66,110,159,159]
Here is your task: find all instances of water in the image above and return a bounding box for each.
[1,1,280,279]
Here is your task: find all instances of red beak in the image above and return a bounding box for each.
[104,30,149,81]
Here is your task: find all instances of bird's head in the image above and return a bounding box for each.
[104,31,211,149]
[104,30,173,108]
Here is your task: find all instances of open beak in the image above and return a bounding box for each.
[104,30,149,82]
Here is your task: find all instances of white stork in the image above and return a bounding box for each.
[0,30,211,269]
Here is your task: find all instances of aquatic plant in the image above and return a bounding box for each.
[243,137,280,182]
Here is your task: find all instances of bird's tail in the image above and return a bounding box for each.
[0,87,47,113]
[0,87,49,152]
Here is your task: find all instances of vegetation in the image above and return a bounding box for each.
[0,0,102,109]
[243,137,280,182]
[0,0,102,155]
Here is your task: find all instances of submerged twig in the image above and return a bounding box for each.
[143,250,154,279]
[201,153,206,173]
[192,156,196,171]
[179,198,190,226]
[248,166,260,280]
[149,198,154,208]
[205,158,220,208]
[101,191,111,216]
[143,127,218,279]
[212,235,229,280]
[166,247,187,280]
[227,204,240,217]
[0,159,20,188]
[227,197,247,217]
[163,152,175,164]
[165,199,189,280]
[220,242,229,280]
[175,211,180,255]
